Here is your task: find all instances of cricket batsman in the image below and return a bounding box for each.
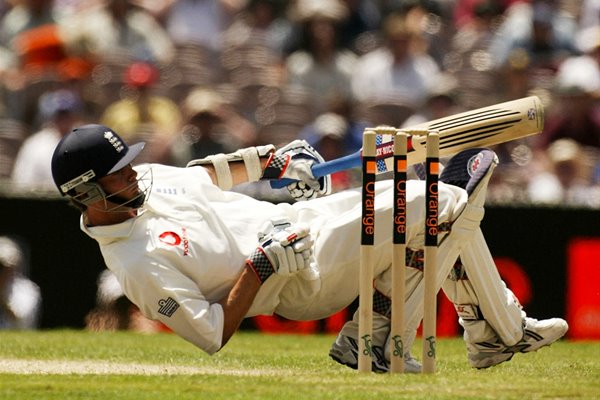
[50,124,567,372]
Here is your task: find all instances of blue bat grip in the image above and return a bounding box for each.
[269,151,362,189]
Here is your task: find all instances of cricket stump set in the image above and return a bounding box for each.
[353,95,545,374]
[359,128,440,374]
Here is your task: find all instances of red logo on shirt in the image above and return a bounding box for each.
[159,229,190,256]
[159,231,181,246]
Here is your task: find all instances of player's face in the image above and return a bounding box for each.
[98,164,142,203]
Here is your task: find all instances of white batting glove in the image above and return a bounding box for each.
[246,223,314,283]
[261,140,331,201]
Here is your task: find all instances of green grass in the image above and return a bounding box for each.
[0,330,598,399]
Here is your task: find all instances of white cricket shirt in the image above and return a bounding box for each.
[82,164,294,354]
[82,163,467,355]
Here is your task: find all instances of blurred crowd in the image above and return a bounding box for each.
[0,235,41,329]
[0,0,599,208]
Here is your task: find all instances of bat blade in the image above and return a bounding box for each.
[407,95,544,164]
[270,96,544,187]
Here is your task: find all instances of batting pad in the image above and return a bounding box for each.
[453,228,524,346]
[392,202,486,345]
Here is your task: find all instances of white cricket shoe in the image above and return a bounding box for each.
[467,317,569,369]
[328,318,422,373]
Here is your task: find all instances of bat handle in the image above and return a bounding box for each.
[269,151,362,189]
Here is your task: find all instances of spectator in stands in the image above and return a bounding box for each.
[453,0,504,29]
[0,1,11,18]
[444,0,505,108]
[401,72,462,127]
[221,0,294,58]
[285,0,357,116]
[527,138,600,207]
[0,236,41,330]
[299,111,356,191]
[336,0,382,54]
[300,95,367,154]
[85,269,166,332]
[488,0,578,71]
[220,0,292,100]
[11,88,82,190]
[0,0,57,52]
[170,86,258,166]
[302,112,349,160]
[539,55,600,150]
[160,0,244,52]
[390,0,453,73]
[100,62,182,164]
[59,0,175,65]
[575,24,600,67]
[577,0,600,34]
[0,0,71,123]
[350,12,440,111]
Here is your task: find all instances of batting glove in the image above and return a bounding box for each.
[261,140,331,201]
[246,222,314,283]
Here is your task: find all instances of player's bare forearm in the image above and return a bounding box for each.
[217,265,261,348]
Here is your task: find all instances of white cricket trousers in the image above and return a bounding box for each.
[272,179,469,323]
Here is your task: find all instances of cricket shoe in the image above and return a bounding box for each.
[467,317,569,369]
[328,319,422,373]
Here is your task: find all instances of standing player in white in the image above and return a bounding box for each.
[51,124,567,372]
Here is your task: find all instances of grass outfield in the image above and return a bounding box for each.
[0,330,598,399]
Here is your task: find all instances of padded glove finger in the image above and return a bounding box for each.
[291,236,314,254]
[246,222,313,282]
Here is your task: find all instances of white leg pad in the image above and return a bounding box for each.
[442,270,526,346]
[400,202,486,340]
[455,228,524,346]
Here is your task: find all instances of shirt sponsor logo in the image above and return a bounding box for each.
[158,229,190,256]
[181,228,189,256]
[159,231,181,246]
[158,297,179,317]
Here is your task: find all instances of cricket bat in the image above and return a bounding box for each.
[270,96,544,188]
